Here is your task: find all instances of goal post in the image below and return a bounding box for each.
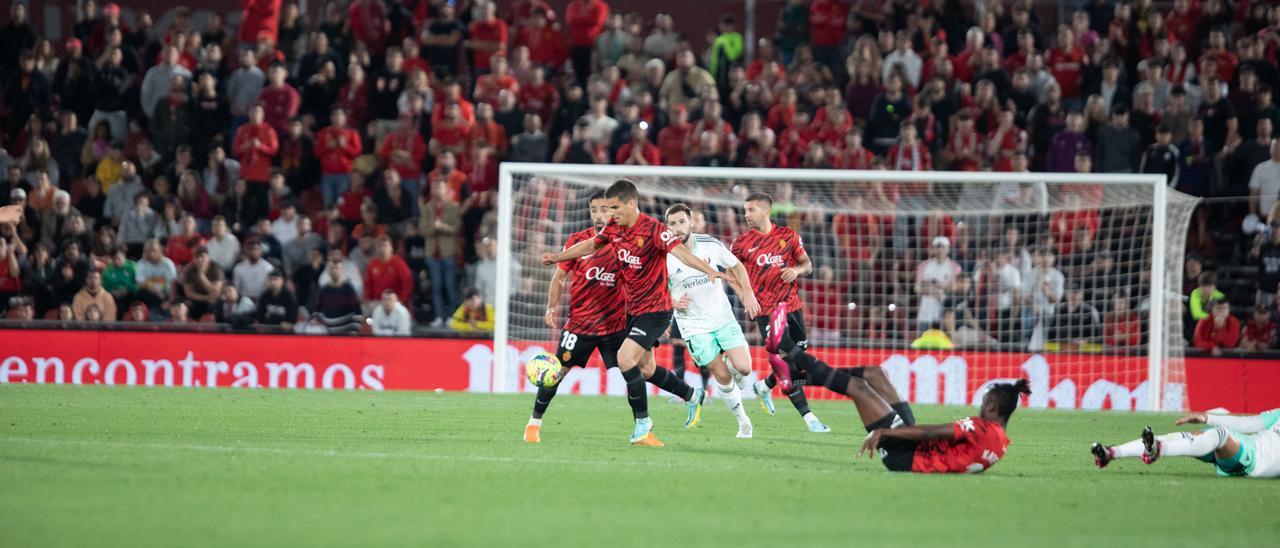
[496,163,1197,411]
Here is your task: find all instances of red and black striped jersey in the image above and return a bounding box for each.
[595,214,680,316]
[559,227,627,335]
[731,225,806,313]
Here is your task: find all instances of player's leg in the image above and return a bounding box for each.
[526,331,600,442]
[1093,426,1245,471]
[716,325,756,437]
[857,366,915,426]
[617,317,661,445]
[759,310,829,432]
[691,327,752,437]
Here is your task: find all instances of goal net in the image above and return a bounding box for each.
[495,164,1198,412]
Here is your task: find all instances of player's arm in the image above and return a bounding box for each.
[857,423,957,458]
[1175,412,1268,433]
[0,205,21,225]
[544,267,568,328]
[671,243,732,284]
[541,237,601,265]
[781,249,813,283]
[725,261,761,318]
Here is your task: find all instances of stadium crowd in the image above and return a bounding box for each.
[0,0,1278,354]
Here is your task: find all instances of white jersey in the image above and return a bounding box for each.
[1247,409,1280,478]
[667,234,739,338]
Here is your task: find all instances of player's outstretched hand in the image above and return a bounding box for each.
[0,205,22,225]
[544,307,558,329]
[858,429,883,459]
[673,294,692,310]
[541,252,560,265]
[1175,413,1208,425]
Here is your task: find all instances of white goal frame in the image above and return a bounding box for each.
[496,163,1175,409]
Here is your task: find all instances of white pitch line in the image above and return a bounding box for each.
[0,436,845,473]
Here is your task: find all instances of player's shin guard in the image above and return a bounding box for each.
[622,367,649,419]
[648,365,696,401]
[531,384,560,420]
[1157,428,1228,458]
[865,412,902,433]
[717,380,749,426]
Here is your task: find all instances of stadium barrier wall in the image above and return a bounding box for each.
[1,330,1275,412]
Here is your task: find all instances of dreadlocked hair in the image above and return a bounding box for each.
[988,379,1032,420]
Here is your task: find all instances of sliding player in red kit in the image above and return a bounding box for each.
[542,180,732,446]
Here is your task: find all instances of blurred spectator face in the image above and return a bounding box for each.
[677,50,695,70]
[171,301,189,322]
[58,304,75,321]
[163,46,180,66]
[1156,128,1172,145]
[1211,301,1229,322]
[181,215,197,234]
[327,253,345,279]
[377,239,393,259]
[1253,308,1271,326]
[381,290,399,311]
[1260,119,1274,142]
[86,271,103,291]
[1066,112,1084,132]
[221,284,239,302]
[930,240,949,260]
[84,305,103,322]
[250,105,265,124]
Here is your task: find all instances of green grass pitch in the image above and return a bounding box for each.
[1,385,1277,547]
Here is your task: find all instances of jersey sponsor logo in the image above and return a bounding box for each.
[958,418,976,432]
[584,266,618,284]
[756,253,785,267]
[617,248,643,267]
[658,230,677,244]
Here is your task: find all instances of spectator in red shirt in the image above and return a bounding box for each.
[517,8,567,69]
[363,235,413,306]
[431,82,476,125]
[1165,0,1198,52]
[430,102,473,163]
[315,107,363,208]
[808,0,847,67]
[1193,299,1241,355]
[1199,29,1239,84]
[348,0,389,57]
[474,56,520,108]
[232,104,279,225]
[945,109,982,171]
[657,104,691,165]
[467,2,508,73]
[165,214,205,267]
[616,123,660,165]
[255,63,300,135]
[565,0,608,84]
[335,64,370,130]
[337,172,373,224]
[1104,289,1143,349]
[239,0,281,47]
[427,150,469,200]
[1240,305,1277,354]
[380,113,428,186]
[833,127,874,169]
[1047,26,1085,102]
[518,66,559,129]
[468,103,508,158]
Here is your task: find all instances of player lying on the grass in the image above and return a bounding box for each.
[541,180,732,446]
[527,191,736,443]
[664,204,767,439]
[854,378,1031,473]
[731,192,833,432]
[1091,409,1280,478]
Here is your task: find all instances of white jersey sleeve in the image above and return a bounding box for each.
[667,235,738,338]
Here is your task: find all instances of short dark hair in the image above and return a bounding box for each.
[986,379,1032,420]
[604,179,638,202]
[1198,271,1217,285]
[745,192,773,207]
[464,287,483,301]
[587,189,606,202]
[665,203,692,219]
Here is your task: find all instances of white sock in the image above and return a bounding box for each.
[803,412,818,424]
[1159,429,1226,458]
[1111,439,1146,458]
[717,381,749,425]
[528,418,542,427]
[729,366,750,391]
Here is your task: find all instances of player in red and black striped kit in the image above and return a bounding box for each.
[736,192,905,433]
[542,180,731,446]
[856,379,1030,474]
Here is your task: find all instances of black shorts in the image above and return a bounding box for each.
[626,311,673,351]
[668,321,682,341]
[878,437,917,472]
[556,329,625,369]
[754,309,809,354]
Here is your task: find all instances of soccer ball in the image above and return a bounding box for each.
[526,352,563,388]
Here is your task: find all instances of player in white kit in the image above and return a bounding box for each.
[1092,409,1280,478]
[664,204,767,438]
